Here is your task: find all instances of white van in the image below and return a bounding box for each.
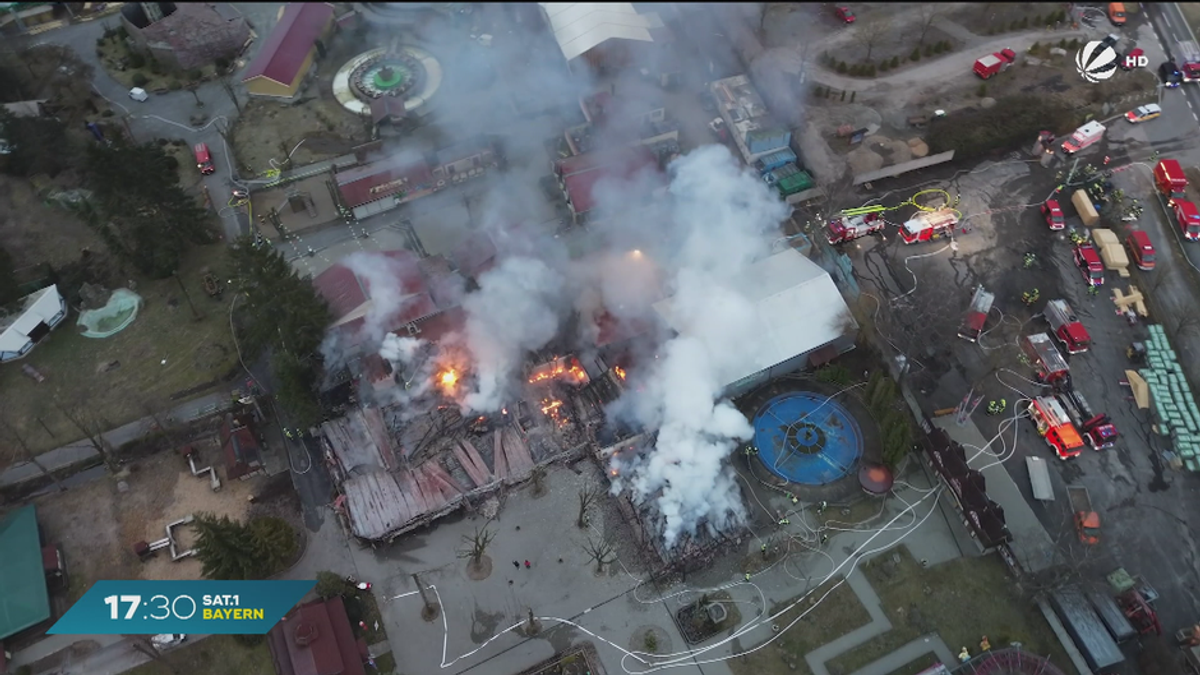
[129,87,149,102]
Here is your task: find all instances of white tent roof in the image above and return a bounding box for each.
[654,249,851,389]
[0,285,64,358]
[539,2,655,62]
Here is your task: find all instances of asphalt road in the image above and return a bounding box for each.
[24,3,285,242]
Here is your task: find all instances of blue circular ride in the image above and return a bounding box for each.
[752,391,863,485]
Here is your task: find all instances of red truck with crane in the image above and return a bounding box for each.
[1153,158,1200,241]
[826,212,887,245]
[957,285,995,342]
[1057,388,1120,450]
[899,208,958,244]
[1045,299,1091,354]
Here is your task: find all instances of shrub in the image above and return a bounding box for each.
[644,631,659,653]
[929,94,1076,160]
[215,56,230,72]
[932,42,944,55]
[910,48,922,62]
[941,40,952,52]
[96,36,106,47]
[127,51,146,68]
[879,60,890,72]
[836,61,847,74]
[162,154,179,172]
[977,84,988,97]
[157,138,170,146]
[187,69,202,81]
[116,25,127,39]
[924,44,934,57]
[131,72,149,87]
[149,59,165,75]
[866,64,876,77]
[168,79,182,91]
[1019,16,1029,29]
[1069,38,1081,50]
[890,55,900,69]
[315,571,348,599]
[101,109,114,117]
[1029,41,1041,55]
[1058,38,1068,49]
[1034,14,1043,25]
[1009,19,1019,31]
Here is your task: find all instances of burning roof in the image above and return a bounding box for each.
[561,148,662,215]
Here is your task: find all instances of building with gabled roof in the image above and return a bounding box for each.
[554,147,662,224]
[0,505,54,642]
[335,154,435,220]
[538,3,663,73]
[242,3,335,99]
[121,3,249,72]
[220,413,265,481]
[266,596,367,675]
[0,285,67,363]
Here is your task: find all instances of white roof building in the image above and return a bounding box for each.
[653,249,855,395]
[0,285,68,362]
[539,2,657,62]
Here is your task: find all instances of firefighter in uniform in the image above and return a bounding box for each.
[987,399,1007,416]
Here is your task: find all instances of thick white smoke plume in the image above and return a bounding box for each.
[608,144,791,548]
[461,256,569,412]
[378,333,433,406]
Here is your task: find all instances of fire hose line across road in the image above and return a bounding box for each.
[841,188,963,221]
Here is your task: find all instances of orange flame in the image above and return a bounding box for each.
[437,368,459,396]
[540,397,570,426]
[614,366,627,380]
[529,359,589,384]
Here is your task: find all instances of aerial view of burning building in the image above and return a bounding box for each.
[313,143,857,564]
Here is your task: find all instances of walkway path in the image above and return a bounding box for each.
[0,391,232,488]
[803,572,956,675]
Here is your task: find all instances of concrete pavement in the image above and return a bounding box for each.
[0,391,233,488]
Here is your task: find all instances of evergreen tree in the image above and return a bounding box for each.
[228,238,332,359]
[272,350,325,428]
[193,513,261,580]
[83,140,215,278]
[0,246,20,307]
[0,110,80,178]
[248,516,297,574]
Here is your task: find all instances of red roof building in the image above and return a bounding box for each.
[220,414,264,481]
[312,251,465,348]
[555,148,661,222]
[336,156,435,212]
[266,596,367,675]
[242,3,335,99]
[450,234,498,282]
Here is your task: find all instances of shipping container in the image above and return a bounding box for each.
[755,148,798,174]
[776,170,814,197]
[746,127,791,155]
[764,162,800,186]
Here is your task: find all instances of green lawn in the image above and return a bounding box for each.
[344,589,389,645]
[0,244,239,459]
[124,635,274,675]
[828,547,1077,675]
[728,577,872,675]
[890,654,941,675]
[372,651,397,674]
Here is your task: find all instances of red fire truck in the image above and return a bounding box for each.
[1153,158,1187,204]
[1045,299,1091,354]
[1041,199,1065,230]
[1074,243,1105,286]
[827,212,887,245]
[1057,389,1119,450]
[1028,396,1085,459]
[957,285,995,342]
[1022,332,1072,388]
[899,208,958,244]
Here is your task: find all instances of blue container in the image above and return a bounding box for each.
[746,128,791,155]
[755,148,798,174]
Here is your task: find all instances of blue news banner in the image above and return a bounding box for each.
[48,580,316,635]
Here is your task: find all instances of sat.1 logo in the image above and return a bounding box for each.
[1076,41,1121,83]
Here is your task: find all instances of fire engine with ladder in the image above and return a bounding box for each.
[1028,396,1085,459]
[826,212,888,245]
[900,208,959,244]
[1021,333,1119,458]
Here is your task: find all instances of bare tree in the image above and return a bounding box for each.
[218,75,241,113]
[858,18,893,63]
[411,572,439,621]
[577,483,600,528]
[915,6,942,46]
[0,415,65,492]
[51,395,118,473]
[456,523,496,567]
[186,83,203,108]
[126,636,179,674]
[581,536,618,574]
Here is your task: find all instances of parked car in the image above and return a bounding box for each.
[1160,61,1183,88]
[1121,47,1144,70]
[129,87,149,102]
[834,6,855,23]
[1125,103,1162,123]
